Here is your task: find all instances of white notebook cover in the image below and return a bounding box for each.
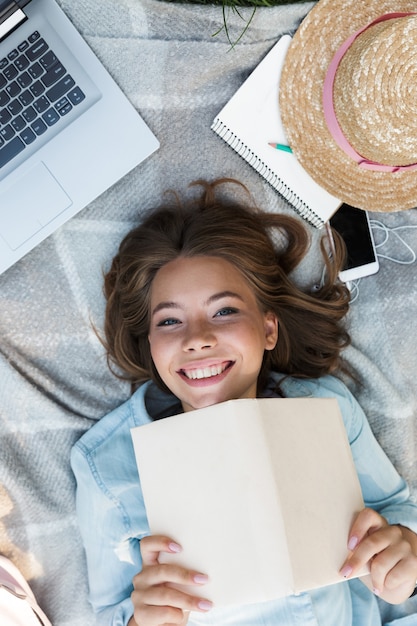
[132,397,366,607]
[211,36,341,228]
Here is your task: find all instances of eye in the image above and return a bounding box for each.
[157,317,181,327]
[215,307,238,317]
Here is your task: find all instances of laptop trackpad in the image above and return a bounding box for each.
[0,162,72,250]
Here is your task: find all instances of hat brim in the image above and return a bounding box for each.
[279,0,417,212]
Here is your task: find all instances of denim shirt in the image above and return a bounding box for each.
[71,374,417,626]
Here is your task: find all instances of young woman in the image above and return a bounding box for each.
[71,179,417,626]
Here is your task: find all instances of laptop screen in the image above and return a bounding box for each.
[0,0,30,11]
[0,0,30,40]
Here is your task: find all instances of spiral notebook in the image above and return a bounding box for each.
[211,35,341,228]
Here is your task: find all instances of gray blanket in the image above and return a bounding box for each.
[1,1,417,624]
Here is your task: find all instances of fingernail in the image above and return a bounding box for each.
[198,600,213,611]
[340,565,353,578]
[193,573,209,584]
[348,536,358,551]
[168,542,182,553]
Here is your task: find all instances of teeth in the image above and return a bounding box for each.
[184,364,226,380]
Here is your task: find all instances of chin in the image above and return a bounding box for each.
[181,393,224,412]
[183,390,249,413]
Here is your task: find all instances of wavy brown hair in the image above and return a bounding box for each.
[103,179,350,395]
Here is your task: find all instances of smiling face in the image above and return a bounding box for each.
[148,256,278,412]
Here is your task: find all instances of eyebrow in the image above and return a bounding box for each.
[151,291,244,316]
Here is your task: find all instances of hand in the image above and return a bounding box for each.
[129,535,213,626]
[340,508,417,604]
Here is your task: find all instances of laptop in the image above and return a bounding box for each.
[0,0,159,274]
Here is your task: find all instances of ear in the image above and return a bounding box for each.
[264,311,278,351]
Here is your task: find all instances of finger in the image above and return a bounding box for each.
[140,535,182,566]
[347,508,388,551]
[378,551,417,594]
[133,583,213,612]
[341,525,406,581]
[132,582,213,625]
[368,530,416,595]
[134,562,209,590]
[341,526,393,578]
[362,554,417,603]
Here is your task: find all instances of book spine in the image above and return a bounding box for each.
[211,118,324,228]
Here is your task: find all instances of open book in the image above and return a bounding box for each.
[211,35,341,228]
[131,397,365,607]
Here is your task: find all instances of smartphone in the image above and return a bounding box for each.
[329,203,379,283]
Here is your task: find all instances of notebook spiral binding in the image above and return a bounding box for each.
[211,118,325,229]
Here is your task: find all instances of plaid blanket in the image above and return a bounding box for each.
[1,1,417,623]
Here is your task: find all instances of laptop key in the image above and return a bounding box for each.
[18,41,29,53]
[46,75,75,102]
[8,99,23,116]
[4,65,18,81]
[11,115,25,132]
[0,136,25,168]
[40,50,58,70]
[42,107,60,126]
[22,106,36,123]
[33,96,49,113]
[0,108,11,124]
[0,91,10,107]
[28,32,40,44]
[6,81,21,98]
[0,125,14,141]
[26,39,49,62]
[17,71,32,89]
[55,97,72,115]
[19,89,34,107]
[67,87,85,105]
[20,127,36,145]
[30,80,45,97]
[14,54,29,72]
[28,62,43,79]
[42,63,66,88]
[7,49,18,61]
[31,118,47,135]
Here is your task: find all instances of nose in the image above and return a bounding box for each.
[183,320,217,352]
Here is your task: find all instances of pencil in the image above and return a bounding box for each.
[268,142,293,154]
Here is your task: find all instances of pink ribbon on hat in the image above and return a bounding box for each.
[322,12,417,172]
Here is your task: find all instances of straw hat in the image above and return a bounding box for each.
[279,1,417,212]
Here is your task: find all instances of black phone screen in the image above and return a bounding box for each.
[330,204,376,270]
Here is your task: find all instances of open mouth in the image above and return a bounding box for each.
[180,361,233,381]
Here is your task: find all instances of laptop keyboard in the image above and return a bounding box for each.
[0,30,85,169]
